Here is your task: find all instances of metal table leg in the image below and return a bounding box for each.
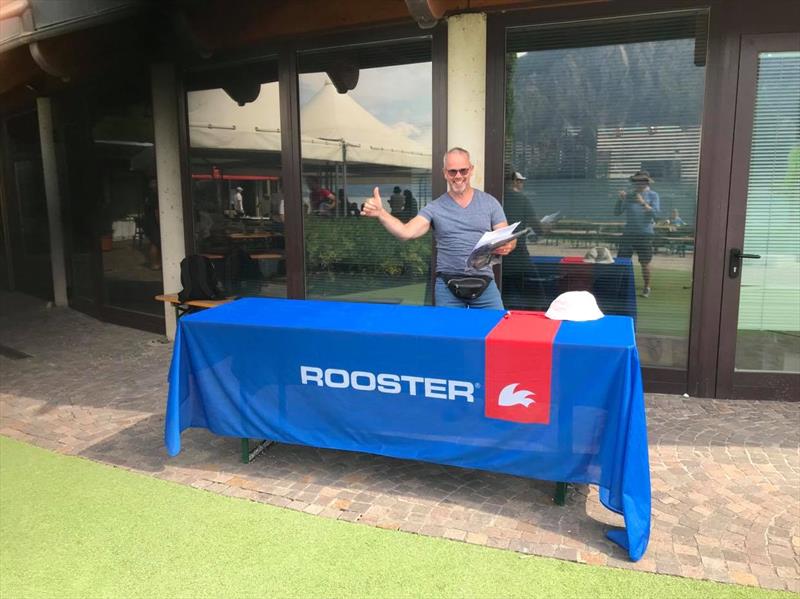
[554,482,569,506]
[240,438,275,463]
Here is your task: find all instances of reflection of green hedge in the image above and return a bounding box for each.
[304,216,431,276]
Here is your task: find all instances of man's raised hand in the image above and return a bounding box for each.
[360,187,384,218]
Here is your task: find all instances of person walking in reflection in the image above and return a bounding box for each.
[141,178,161,270]
[615,170,660,298]
[361,147,514,310]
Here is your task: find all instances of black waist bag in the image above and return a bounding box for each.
[439,273,492,301]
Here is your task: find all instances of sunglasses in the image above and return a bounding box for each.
[445,167,471,177]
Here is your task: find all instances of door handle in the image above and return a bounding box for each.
[728,248,761,279]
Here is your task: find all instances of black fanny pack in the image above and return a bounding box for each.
[439,273,492,301]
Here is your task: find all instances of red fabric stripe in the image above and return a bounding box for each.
[560,256,585,264]
[484,311,561,424]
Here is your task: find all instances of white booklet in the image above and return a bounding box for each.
[467,222,530,269]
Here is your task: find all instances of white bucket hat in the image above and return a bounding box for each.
[595,247,614,264]
[545,291,605,322]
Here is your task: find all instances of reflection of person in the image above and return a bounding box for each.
[337,189,352,217]
[307,177,336,216]
[669,209,685,226]
[231,186,245,216]
[396,189,418,222]
[389,186,405,213]
[501,170,542,301]
[196,206,214,242]
[361,147,514,310]
[143,178,161,270]
[271,190,285,223]
[615,170,660,298]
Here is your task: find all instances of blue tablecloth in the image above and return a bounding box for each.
[507,257,637,322]
[165,298,650,560]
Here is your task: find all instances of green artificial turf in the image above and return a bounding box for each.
[0,436,789,599]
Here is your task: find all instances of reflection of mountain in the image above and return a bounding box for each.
[507,35,706,181]
[187,81,431,169]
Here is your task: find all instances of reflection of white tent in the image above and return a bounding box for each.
[186,81,431,170]
[300,81,430,169]
[188,85,282,153]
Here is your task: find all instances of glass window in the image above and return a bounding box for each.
[5,112,50,258]
[58,97,96,305]
[298,38,433,304]
[734,51,800,373]
[91,84,161,316]
[186,60,286,298]
[502,12,708,370]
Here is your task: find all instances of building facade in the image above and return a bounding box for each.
[1,0,798,400]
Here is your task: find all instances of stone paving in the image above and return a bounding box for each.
[0,292,798,592]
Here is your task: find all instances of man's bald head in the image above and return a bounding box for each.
[443,147,470,168]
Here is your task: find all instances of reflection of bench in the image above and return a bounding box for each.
[653,235,694,257]
[155,293,234,319]
[249,252,283,260]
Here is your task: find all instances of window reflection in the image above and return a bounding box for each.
[502,12,707,370]
[187,75,287,298]
[91,91,162,316]
[299,39,433,304]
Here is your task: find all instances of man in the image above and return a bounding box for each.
[615,170,660,298]
[231,186,245,216]
[361,147,515,309]
[500,170,543,308]
[389,186,405,213]
[307,177,336,216]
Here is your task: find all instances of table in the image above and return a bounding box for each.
[154,293,233,319]
[165,298,650,561]
[506,257,637,323]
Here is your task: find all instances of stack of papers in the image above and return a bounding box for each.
[467,222,531,269]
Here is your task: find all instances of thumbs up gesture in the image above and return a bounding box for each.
[360,187,385,218]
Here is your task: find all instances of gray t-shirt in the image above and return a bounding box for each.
[418,189,507,277]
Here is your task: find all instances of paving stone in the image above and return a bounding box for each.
[1,292,798,591]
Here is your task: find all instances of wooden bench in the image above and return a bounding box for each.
[155,293,234,319]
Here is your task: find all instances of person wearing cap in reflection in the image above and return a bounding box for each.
[615,170,660,298]
[501,169,544,308]
[361,147,514,310]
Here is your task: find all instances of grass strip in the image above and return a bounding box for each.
[0,436,789,599]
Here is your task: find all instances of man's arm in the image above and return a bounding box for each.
[361,187,430,240]
[647,191,661,217]
[614,190,626,216]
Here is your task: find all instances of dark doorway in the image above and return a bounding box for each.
[0,110,53,301]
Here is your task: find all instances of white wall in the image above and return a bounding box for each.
[151,63,186,340]
[446,13,487,189]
